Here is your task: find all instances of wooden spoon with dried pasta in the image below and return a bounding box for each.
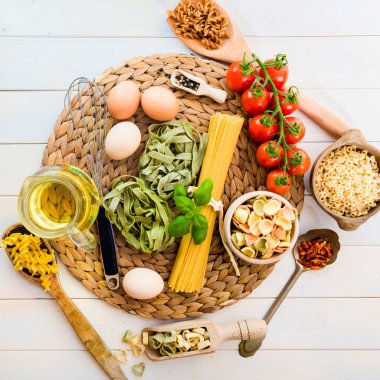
[2,223,127,380]
[167,0,351,138]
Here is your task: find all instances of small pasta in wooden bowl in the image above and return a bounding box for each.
[311,129,380,231]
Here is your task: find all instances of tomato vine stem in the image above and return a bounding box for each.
[250,54,297,176]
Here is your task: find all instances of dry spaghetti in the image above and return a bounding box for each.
[168,113,244,293]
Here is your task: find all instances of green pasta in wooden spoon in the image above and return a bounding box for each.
[104,176,175,254]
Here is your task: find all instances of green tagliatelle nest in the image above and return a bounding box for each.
[104,176,175,254]
[138,120,209,200]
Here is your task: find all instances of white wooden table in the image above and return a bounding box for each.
[1,1,380,379]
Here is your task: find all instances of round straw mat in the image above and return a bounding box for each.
[42,53,304,320]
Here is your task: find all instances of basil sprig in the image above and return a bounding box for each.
[168,179,213,245]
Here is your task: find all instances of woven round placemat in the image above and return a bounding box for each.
[42,53,304,320]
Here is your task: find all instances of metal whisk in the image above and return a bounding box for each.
[64,77,119,290]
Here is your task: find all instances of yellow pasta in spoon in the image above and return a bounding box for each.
[1,233,58,291]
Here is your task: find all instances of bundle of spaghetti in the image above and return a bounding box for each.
[168,113,244,293]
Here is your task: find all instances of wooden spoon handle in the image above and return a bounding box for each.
[264,266,303,324]
[297,90,351,138]
[218,318,267,342]
[49,280,127,380]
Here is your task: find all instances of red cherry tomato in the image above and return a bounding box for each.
[286,148,311,176]
[259,58,289,90]
[270,93,299,115]
[284,117,306,144]
[256,141,284,169]
[226,61,255,93]
[241,87,271,117]
[248,114,279,143]
[266,169,292,195]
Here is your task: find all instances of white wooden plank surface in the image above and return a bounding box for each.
[2,89,380,144]
[1,298,380,350]
[1,0,379,37]
[1,350,380,380]
[2,0,380,379]
[1,37,379,90]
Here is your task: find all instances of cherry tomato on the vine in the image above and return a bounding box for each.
[259,58,289,90]
[270,93,298,115]
[242,86,271,117]
[256,141,284,169]
[248,113,279,143]
[226,61,255,93]
[286,148,311,176]
[266,169,292,195]
[284,117,306,144]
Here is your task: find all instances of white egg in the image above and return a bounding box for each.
[122,268,164,300]
[105,121,141,160]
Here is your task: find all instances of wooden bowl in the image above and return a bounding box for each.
[223,191,299,265]
[310,129,380,231]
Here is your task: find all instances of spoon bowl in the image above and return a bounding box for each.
[293,228,341,269]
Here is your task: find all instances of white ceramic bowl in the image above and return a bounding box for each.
[223,191,299,265]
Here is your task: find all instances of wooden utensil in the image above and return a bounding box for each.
[239,229,340,357]
[143,317,267,361]
[167,1,249,63]
[2,223,127,380]
[170,69,227,103]
[167,0,352,138]
[310,129,380,230]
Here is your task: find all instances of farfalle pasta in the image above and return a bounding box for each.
[1,233,58,291]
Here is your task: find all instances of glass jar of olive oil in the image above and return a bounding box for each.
[18,164,100,252]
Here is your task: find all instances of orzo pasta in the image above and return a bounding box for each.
[315,145,380,217]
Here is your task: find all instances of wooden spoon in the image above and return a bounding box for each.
[167,1,249,63]
[2,223,127,380]
[167,0,352,138]
[239,229,340,357]
[143,317,267,361]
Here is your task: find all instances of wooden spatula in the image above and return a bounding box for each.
[2,223,127,380]
[143,317,267,361]
[167,0,352,138]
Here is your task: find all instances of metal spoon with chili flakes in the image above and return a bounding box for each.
[239,228,341,358]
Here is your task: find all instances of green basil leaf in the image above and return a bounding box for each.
[174,184,187,197]
[168,216,192,238]
[193,206,202,215]
[174,196,195,214]
[191,213,208,244]
[193,178,213,206]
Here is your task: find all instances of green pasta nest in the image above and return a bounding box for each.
[104,176,175,254]
[138,120,208,200]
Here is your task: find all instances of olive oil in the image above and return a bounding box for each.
[30,182,77,231]
[18,164,100,251]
